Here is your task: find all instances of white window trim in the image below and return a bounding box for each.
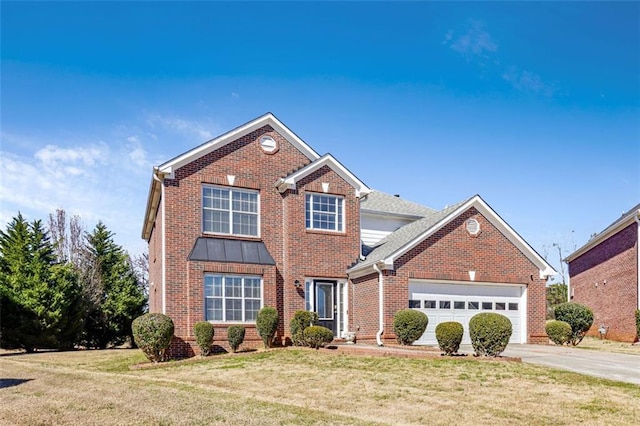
[305,193,345,233]
[202,184,261,238]
[204,274,263,323]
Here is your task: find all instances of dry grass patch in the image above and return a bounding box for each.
[575,337,640,355]
[1,348,639,425]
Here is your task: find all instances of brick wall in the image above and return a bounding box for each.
[155,125,361,356]
[568,223,638,342]
[356,208,548,345]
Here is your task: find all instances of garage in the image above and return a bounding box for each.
[409,281,526,345]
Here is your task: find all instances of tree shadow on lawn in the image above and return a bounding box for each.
[0,378,33,389]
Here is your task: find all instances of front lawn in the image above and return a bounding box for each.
[1,348,638,425]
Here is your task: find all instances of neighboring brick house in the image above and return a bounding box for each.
[142,113,556,356]
[565,204,640,342]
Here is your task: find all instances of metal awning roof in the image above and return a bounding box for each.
[188,238,276,265]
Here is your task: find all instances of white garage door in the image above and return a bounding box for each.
[409,281,526,345]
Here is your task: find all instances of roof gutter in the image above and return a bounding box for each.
[373,263,384,346]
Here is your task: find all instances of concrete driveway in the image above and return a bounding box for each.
[495,344,640,385]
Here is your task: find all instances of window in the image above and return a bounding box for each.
[204,275,262,322]
[454,301,465,309]
[424,300,436,309]
[468,301,479,310]
[439,301,451,309]
[495,302,506,311]
[482,302,493,310]
[305,193,344,232]
[508,303,519,311]
[203,186,259,237]
[409,300,421,309]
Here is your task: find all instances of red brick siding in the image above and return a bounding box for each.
[350,273,381,344]
[366,208,547,344]
[156,125,361,355]
[568,223,639,342]
[148,199,163,314]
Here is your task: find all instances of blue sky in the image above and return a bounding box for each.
[2,2,638,282]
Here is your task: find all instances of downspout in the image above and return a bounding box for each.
[373,263,384,346]
[153,170,167,315]
[635,211,640,310]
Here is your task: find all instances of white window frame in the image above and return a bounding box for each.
[305,193,345,232]
[202,185,260,237]
[204,274,263,323]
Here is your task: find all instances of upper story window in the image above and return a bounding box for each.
[203,185,259,237]
[305,193,344,232]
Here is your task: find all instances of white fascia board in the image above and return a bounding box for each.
[565,211,639,263]
[141,168,165,240]
[158,113,320,178]
[360,209,424,221]
[277,154,371,197]
[383,195,557,278]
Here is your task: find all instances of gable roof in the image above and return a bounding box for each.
[276,153,371,197]
[565,202,640,263]
[348,195,556,279]
[158,112,320,178]
[142,113,322,240]
[361,190,436,218]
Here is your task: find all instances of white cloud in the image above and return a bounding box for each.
[231,92,240,99]
[145,114,217,141]
[35,143,108,168]
[502,66,555,97]
[448,21,498,60]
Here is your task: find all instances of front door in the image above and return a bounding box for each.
[315,280,337,335]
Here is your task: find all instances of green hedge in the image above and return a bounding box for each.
[256,307,279,348]
[393,309,428,345]
[193,321,214,356]
[554,302,593,346]
[132,313,174,363]
[227,325,245,353]
[290,310,319,346]
[303,325,334,349]
[545,320,571,345]
[635,309,640,341]
[469,313,512,357]
[435,321,464,355]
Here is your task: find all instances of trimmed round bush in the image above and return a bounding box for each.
[469,313,512,357]
[435,321,464,355]
[303,325,334,349]
[545,320,572,345]
[132,313,174,363]
[290,310,319,346]
[256,307,279,348]
[393,309,428,345]
[227,325,245,353]
[193,321,214,356]
[554,302,594,346]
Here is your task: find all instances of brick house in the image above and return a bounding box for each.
[141,113,556,356]
[565,204,640,342]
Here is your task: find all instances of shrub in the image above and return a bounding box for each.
[227,325,245,353]
[469,313,512,357]
[393,309,428,345]
[545,320,572,345]
[290,310,319,346]
[435,321,464,355]
[554,302,594,346]
[131,313,174,363]
[193,321,214,356]
[303,325,334,349]
[256,307,279,348]
[635,310,640,341]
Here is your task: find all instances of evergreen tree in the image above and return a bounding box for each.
[81,222,146,348]
[0,214,83,351]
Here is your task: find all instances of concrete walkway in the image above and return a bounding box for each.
[480,344,640,385]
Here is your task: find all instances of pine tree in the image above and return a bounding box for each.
[0,214,83,351]
[81,222,146,348]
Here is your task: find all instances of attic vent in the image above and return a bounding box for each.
[260,136,277,153]
[466,219,480,235]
